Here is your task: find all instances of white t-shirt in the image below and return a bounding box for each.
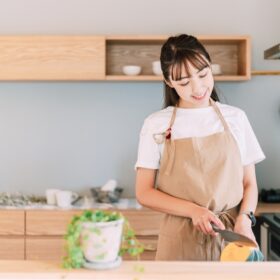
[135,101,265,169]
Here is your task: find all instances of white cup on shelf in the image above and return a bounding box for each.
[56,190,79,208]
[152,60,162,75]
[211,64,222,75]
[45,189,60,205]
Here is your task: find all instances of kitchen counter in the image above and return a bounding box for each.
[255,202,280,215]
[0,204,279,262]
[0,198,143,210]
[0,260,279,279]
[0,199,279,214]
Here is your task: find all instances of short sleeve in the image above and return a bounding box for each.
[240,111,265,166]
[134,119,161,170]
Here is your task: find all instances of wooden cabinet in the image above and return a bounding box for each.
[0,36,105,80]
[0,204,279,261]
[0,35,250,81]
[25,209,163,261]
[0,210,25,260]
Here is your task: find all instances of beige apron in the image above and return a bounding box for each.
[155,99,244,261]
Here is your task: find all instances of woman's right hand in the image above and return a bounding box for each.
[191,206,225,236]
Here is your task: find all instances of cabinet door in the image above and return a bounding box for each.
[26,210,83,235]
[26,237,65,260]
[0,237,24,260]
[123,236,158,261]
[0,36,105,80]
[26,209,163,236]
[119,209,163,236]
[26,236,158,261]
[0,210,25,235]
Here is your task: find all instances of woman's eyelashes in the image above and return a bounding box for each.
[180,81,190,86]
[179,72,208,86]
[198,68,209,78]
[199,72,208,78]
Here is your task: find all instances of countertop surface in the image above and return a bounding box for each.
[0,198,143,210]
[0,199,279,215]
[0,261,279,279]
[255,202,280,215]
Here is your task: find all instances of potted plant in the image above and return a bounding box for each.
[63,210,145,269]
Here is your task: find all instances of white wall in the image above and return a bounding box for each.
[0,0,279,196]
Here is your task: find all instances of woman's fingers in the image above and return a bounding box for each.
[200,215,216,235]
[210,215,225,230]
[204,221,217,236]
[192,207,225,236]
[198,223,208,235]
[202,214,224,236]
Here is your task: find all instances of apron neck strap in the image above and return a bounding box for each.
[167,98,229,134]
[209,98,229,131]
[167,105,177,130]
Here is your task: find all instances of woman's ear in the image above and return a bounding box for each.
[164,79,174,88]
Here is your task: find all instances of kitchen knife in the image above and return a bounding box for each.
[211,223,258,247]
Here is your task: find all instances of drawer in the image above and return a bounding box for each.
[26,236,158,261]
[0,210,25,235]
[0,237,24,260]
[26,237,65,260]
[119,209,163,236]
[26,209,163,236]
[123,236,158,261]
[26,210,83,235]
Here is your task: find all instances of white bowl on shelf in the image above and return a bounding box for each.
[122,65,141,76]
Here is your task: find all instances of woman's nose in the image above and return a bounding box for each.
[190,77,204,94]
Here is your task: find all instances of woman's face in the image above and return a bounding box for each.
[167,61,214,109]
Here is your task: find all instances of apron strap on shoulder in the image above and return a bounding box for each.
[164,140,176,175]
[165,106,177,139]
[210,98,230,131]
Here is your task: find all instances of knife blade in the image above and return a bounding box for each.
[211,223,258,247]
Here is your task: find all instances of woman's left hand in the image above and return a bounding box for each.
[234,214,256,242]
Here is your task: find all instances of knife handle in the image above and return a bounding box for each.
[210,222,222,233]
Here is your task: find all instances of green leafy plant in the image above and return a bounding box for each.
[63,210,145,268]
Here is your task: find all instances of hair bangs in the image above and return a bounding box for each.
[170,51,210,81]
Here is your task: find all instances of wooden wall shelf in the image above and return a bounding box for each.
[251,70,280,76]
[0,35,251,82]
[105,35,251,81]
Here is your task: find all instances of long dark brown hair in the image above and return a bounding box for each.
[160,34,219,107]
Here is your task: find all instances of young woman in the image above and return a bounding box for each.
[135,34,265,261]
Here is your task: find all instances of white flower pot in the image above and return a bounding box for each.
[80,219,124,263]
